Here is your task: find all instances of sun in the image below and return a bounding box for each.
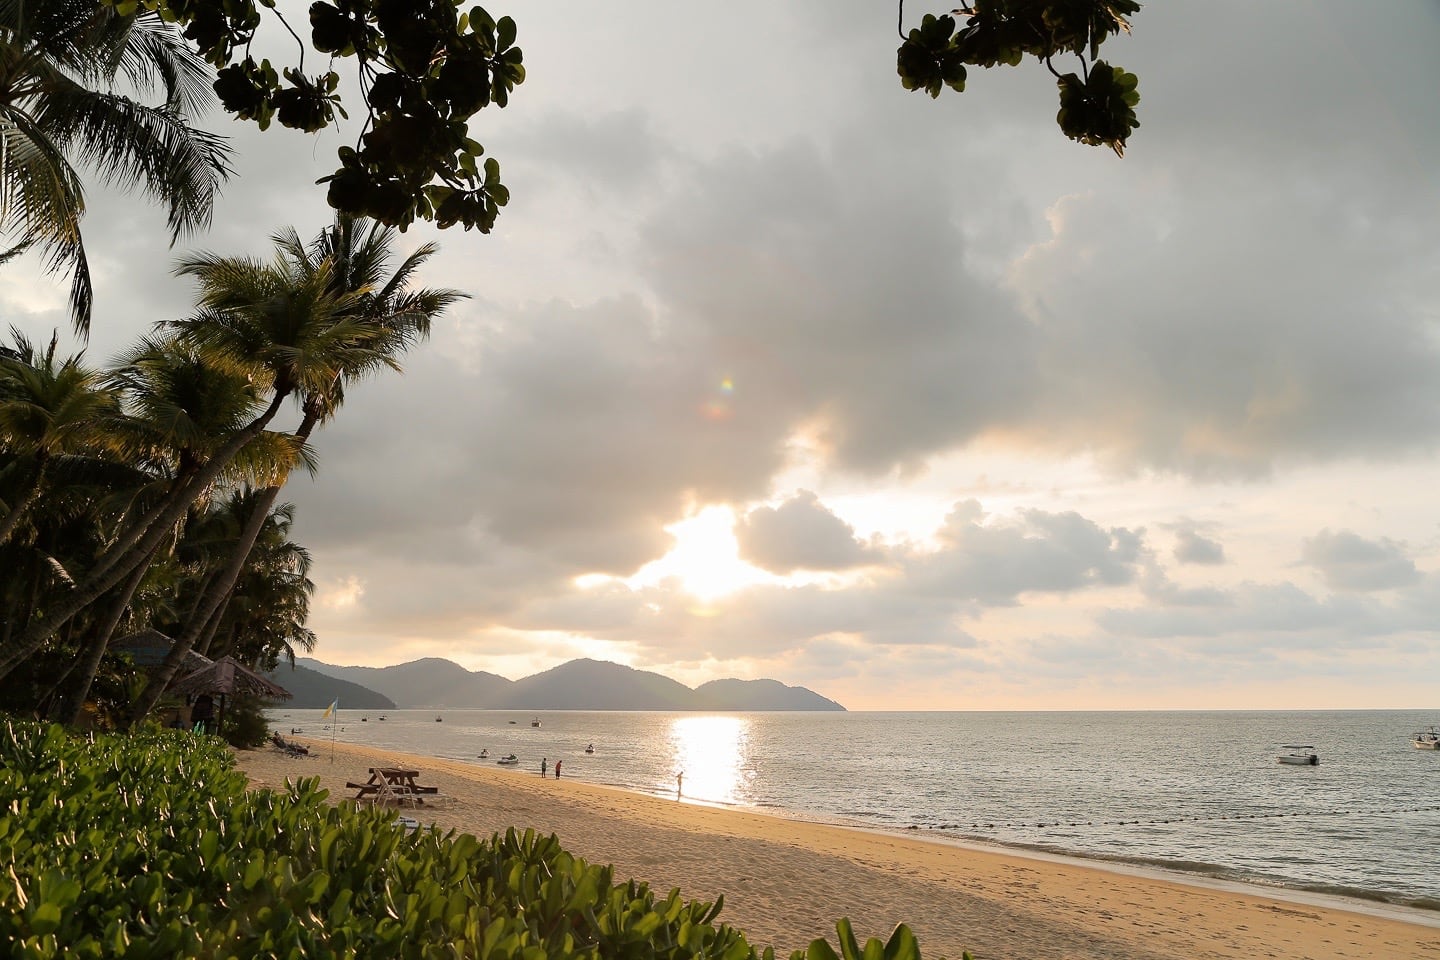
[626,505,778,601]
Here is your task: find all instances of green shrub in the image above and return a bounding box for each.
[0,721,949,960]
[221,693,271,748]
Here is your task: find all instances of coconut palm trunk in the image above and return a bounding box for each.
[0,388,288,680]
[57,545,156,726]
[127,409,317,723]
[193,591,230,658]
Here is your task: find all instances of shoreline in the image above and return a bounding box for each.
[461,752,1440,921]
[233,736,1440,960]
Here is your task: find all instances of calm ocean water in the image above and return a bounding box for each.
[269,708,1440,910]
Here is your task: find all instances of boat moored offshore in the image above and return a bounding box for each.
[1278,745,1319,765]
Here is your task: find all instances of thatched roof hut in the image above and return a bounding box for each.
[169,656,292,702]
[166,655,292,736]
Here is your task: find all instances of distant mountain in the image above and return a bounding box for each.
[264,661,396,709]
[693,677,845,711]
[292,656,845,711]
[496,659,696,710]
[299,657,510,709]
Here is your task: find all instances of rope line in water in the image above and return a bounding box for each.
[912,803,1440,832]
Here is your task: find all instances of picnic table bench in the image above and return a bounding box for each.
[347,767,441,806]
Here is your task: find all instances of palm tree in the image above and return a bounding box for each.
[126,214,462,721]
[0,331,300,718]
[201,499,315,669]
[0,0,232,332]
[0,330,296,683]
[0,327,121,544]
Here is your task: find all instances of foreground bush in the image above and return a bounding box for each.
[0,722,940,959]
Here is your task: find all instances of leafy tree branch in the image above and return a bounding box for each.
[896,0,1141,156]
[107,0,525,232]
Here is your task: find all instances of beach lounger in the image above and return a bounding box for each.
[270,733,310,757]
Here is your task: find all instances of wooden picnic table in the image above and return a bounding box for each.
[347,766,440,804]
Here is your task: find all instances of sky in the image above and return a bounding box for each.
[6,1,1440,710]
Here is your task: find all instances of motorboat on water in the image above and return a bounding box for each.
[1412,726,1440,750]
[1278,745,1319,765]
[496,754,520,766]
[478,749,489,759]
[531,718,541,727]
[585,743,594,754]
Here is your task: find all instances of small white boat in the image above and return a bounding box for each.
[1412,727,1440,750]
[496,754,520,766]
[1278,745,1319,765]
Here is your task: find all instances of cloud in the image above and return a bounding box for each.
[1174,529,1226,566]
[736,490,881,573]
[1301,529,1422,592]
[8,0,1440,708]
[636,137,1038,476]
[1098,581,1389,642]
[904,501,1145,605]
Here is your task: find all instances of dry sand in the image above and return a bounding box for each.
[232,737,1440,960]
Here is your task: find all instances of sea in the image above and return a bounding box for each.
[268,707,1440,912]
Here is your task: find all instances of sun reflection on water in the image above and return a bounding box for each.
[666,715,752,804]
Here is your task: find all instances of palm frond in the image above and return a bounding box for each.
[38,90,231,240]
[117,14,218,117]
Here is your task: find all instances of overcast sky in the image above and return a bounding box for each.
[7,1,1440,709]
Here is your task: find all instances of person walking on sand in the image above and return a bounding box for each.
[677,771,683,797]
[541,758,547,778]
[554,759,562,779]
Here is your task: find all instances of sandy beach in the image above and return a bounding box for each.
[233,737,1440,960]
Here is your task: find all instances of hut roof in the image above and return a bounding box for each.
[169,656,292,702]
[114,630,213,673]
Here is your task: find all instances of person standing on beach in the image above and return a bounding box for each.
[677,771,683,797]
[555,759,562,779]
[541,758,547,778]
